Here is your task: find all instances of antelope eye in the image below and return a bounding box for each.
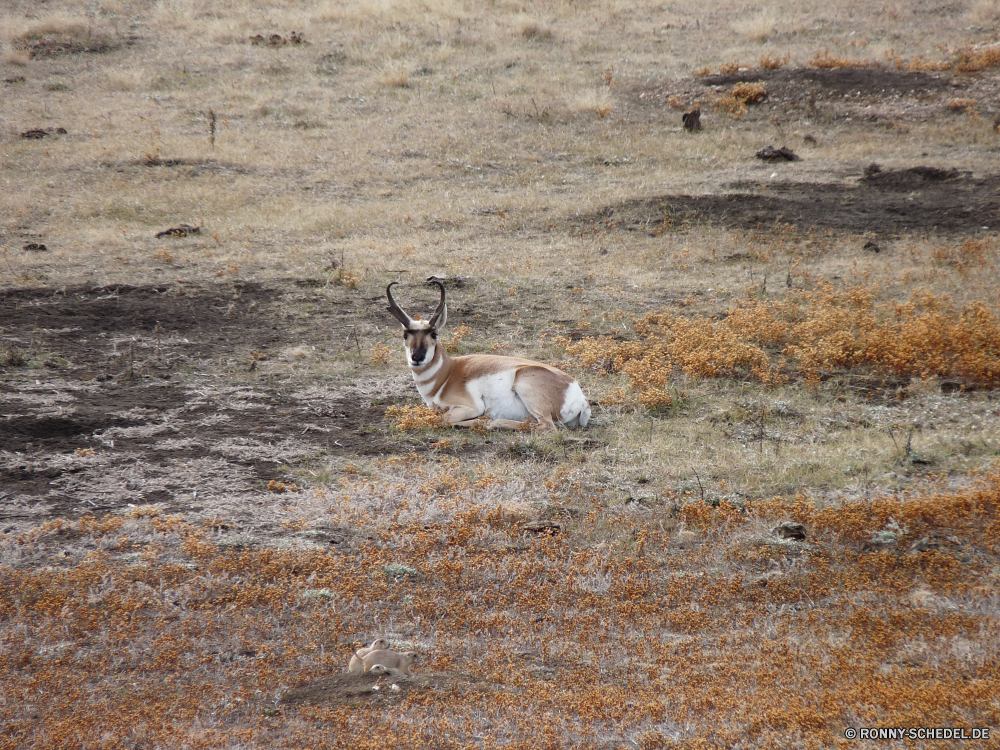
[430,331,437,339]
[403,331,411,339]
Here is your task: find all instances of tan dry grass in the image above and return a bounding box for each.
[731,9,778,42]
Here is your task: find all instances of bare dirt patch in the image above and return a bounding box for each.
[280,670,467,708]
[587,166,1000,236]
[632,65,999,124]
[0,281,491,523]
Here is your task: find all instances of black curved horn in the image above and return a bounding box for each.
[426,279,447,330]
[385,282,413,327]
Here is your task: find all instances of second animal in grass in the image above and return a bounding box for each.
[356,648,420,676]
[348,638,391,673]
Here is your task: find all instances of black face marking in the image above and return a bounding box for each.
[404,327,438,366]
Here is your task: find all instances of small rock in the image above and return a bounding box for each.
[522,520,560,536]
[863,240,881,253]
[155,224,201,238]
[755,145,800,162]
[21,127,67,139]
[23,243,47,252]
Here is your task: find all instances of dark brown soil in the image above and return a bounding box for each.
[0,282,492,523]
[280,670,484,708]
[280,671,427,707]
[630,65,999,124]
[701,66,954,100]
[23,36,128,58]
[587,166,1000,236]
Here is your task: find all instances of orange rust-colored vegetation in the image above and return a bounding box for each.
[564,285,1000,406]
[2,471,999,748]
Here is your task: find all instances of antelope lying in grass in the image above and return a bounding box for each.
[386,280,591,431]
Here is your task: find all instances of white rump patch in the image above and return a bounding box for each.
[559,381,591,427]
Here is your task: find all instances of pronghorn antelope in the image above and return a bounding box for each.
[386,280,591,431]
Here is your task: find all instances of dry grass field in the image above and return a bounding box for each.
[2,0,1000,747]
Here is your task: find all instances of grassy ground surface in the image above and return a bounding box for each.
[2,1,1000,747]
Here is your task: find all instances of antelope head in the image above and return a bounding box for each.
[385,280,448,368]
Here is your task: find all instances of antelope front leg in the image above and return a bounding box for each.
[442,405,485,426]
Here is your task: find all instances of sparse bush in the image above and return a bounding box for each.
[809,48,878,69]
[713,80,766,120]
[953,43,1000,72]
[519,18,554,40]
[759,52,790,70]
[377,60,410,88]
[732,10,777,42]
[946,97,978,112]
[1,47,30,66]
[564,285,1000,403]
[369,342,393,364]
[731,81,767,104]
[385,403,445,429]
[444,323,471,353]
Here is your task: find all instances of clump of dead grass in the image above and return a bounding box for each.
[1,47,30,66]
[759,52,790,70]
[566,88,614,119]
[945,97,979,114]
[377,59,410,88]
[731,10,777,42]
[809,48,879,69]
[952,43,1000,72]
[713,81,767,119]
[103,66,148,91]
[385,404,444,430]
[518,17,554,40]
[732,81,767,104]
[369,342,393,364]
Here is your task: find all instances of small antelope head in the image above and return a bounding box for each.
[386,280,448,368]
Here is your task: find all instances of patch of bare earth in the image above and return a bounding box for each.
[0,282,488,526]
[631,65,1000,125]
[586,165,1000,236]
